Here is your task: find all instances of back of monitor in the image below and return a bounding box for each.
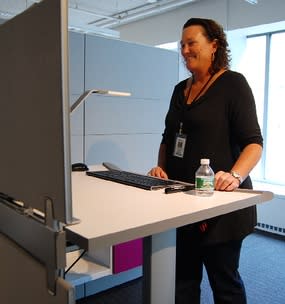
[0,0,73,224]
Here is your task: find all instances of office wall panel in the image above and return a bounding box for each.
[70,94,84,163]
[85,96,168,135]
[69,31,85,95]
[69,33,179,296]
[71,135,84,164]
[83,34,178,173]
[85,35,178,101]
[85,134,162,173]
[69,32,85,163]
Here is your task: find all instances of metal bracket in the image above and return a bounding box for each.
[0,197,66,295]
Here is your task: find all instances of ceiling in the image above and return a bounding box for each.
[0,0,199,37]
[0,0,258,37]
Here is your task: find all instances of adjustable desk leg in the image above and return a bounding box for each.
[143,229,176,304]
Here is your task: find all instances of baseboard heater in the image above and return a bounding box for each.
[256,222,285,236]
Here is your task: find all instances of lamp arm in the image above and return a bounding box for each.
[70,89,131,113]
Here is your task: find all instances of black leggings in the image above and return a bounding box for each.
[175,229,247,304]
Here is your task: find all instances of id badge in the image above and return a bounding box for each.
[173,133,187,158]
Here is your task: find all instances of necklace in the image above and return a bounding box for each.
[186,73,214,104]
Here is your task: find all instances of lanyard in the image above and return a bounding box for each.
[185,73,214,104]
[179,73,215,134]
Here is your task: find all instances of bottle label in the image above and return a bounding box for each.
[195,176,214,191]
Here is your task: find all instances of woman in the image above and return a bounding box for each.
[149,18,263,303]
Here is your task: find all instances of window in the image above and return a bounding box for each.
[156,41,178,51]
[240,31,285,187]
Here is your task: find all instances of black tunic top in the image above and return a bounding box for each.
[162,70,263,244]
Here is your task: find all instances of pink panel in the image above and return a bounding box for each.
[113,238,143,274]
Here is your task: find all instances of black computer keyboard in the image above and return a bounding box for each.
[86,169,184,190]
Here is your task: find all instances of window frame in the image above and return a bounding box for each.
[246,30,285,194]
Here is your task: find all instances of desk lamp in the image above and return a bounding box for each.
[70,89,131,113]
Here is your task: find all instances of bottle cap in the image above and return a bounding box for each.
[200,158,210,165]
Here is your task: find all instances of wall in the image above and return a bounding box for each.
[114,0,285,46]
[69,31,85,163]
[69,32,179,174]
[68,31,179,297]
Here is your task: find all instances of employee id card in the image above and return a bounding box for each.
[173,133,187,158]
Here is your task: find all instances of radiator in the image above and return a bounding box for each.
[256,196,285,236]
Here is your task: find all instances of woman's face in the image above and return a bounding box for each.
[180,25,217,74]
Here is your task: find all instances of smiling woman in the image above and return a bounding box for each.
[148,17,263,304]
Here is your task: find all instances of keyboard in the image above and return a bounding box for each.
[86,169,185,190]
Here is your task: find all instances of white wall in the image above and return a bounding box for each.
[114,0,285,46]
[69,32,179,174]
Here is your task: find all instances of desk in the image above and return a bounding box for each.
[66,166,273,303]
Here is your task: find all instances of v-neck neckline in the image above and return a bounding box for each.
[184,69,228,105]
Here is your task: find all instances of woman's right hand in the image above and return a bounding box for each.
[148,166,168,179]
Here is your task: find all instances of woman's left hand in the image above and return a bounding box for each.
[215,171,240,191]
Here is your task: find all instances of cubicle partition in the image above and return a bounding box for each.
[68,31,179,298]
[0,0,75,303]
[69,31,179,171]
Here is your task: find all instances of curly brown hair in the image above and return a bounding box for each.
[183,18,231,74]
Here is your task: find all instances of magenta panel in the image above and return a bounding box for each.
[113,238,143,274]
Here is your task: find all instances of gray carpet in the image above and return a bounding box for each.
[201,230,285,303]
[78,230,285,304]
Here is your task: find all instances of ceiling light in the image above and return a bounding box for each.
[245,0,258,4]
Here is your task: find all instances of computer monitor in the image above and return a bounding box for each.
[0,0,73,224]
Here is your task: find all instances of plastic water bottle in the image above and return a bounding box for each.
[195,159,215,196]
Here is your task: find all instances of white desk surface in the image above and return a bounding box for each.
[66,165,273,250]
